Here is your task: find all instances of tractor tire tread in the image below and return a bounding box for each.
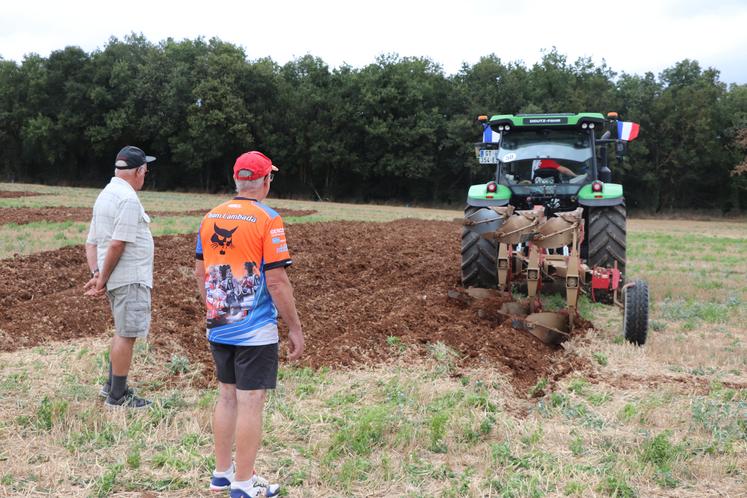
[623,279,649,345]
[587,203,627,276]
[461,207,500,288]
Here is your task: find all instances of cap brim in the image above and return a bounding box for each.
[145,155,156,163]
[271,164,278,172]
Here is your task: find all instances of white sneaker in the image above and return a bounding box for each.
[209,463,235,491]
[229,474,280,497]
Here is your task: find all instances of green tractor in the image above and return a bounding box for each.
[461,112,648,345]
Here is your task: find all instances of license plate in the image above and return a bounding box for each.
[478,149,500,164]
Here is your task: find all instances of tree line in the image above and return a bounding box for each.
[1,35,745,211]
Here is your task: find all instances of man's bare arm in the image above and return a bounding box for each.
[84,242,99,291]
[558,165,577,177]
[85,242,98,273]
[85,240,126,296]
[265,267,304,361]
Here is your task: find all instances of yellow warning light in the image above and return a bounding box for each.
[607,112,619,119]
[477,115,488,122]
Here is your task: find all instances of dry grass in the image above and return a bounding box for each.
[0,182,460,258]
[0,182,460,222]
[1,330,744,497]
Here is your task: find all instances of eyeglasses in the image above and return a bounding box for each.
[268,173,274,182]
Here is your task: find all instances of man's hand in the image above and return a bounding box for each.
[287,326,304,361]
[84,276,106,297]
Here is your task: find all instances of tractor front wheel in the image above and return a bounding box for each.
[461,207,500,288]
[623,279,649,345]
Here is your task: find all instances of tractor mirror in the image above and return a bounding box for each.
[615,141,626,162]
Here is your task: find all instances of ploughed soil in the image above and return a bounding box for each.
[0,207,317,225]
[0,190,46,198]
[0,219,588,393]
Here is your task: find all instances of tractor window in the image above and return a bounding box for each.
[502,158,590,185]
[498,130,593,164]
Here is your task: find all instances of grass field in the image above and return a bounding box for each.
[0,182,745,497]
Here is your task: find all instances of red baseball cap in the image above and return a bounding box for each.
[233,151,279,181]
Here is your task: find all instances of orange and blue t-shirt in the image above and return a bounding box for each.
[196,197,292,346]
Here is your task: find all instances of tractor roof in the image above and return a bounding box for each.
[489,113,605,128]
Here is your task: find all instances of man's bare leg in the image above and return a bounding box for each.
[110,335,136,376]
[214,382,237,472]
[109,335,136,400]
[234,389,266,481]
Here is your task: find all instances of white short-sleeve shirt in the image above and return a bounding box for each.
[86,177,154,290]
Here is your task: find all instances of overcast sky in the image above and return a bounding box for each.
[2,0,746,84]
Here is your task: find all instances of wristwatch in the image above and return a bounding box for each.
[91,268,100,278]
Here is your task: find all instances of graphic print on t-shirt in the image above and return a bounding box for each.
[204,260,262,328]
[210,223,238,255]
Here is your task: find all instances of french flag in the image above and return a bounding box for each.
[617,121,640,141]
[482,124,501,143]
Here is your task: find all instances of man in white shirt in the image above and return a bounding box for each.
[84,146,155,409]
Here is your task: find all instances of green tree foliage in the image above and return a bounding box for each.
[0,36,745,211]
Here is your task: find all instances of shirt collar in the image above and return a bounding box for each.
[111,176,136,192]
[233,196,258,201]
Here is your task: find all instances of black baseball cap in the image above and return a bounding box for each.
[114,146,156,169]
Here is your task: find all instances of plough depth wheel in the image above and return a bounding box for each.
[623,279,649,345]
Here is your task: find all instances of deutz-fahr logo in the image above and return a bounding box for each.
[523,117,568,125]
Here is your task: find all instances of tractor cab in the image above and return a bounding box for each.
[474,113,608,212]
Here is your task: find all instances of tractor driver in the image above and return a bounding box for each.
[532,159,577,179]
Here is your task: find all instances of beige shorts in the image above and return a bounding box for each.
[106,283,151,338]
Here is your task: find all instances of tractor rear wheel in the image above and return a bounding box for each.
[461,207,500,288]
[623,279,649,345]
[587,203,626,276]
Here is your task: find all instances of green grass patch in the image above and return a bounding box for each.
[658,298,741,323]
[327,405,391,460]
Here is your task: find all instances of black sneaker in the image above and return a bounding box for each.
[101,385,133,399]
[105,389,152,409]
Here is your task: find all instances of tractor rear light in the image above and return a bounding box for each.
[592,181,603,192]
[487,182,498,192]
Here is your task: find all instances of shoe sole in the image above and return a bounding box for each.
[228,486,279,497]
[104,402,152,410]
